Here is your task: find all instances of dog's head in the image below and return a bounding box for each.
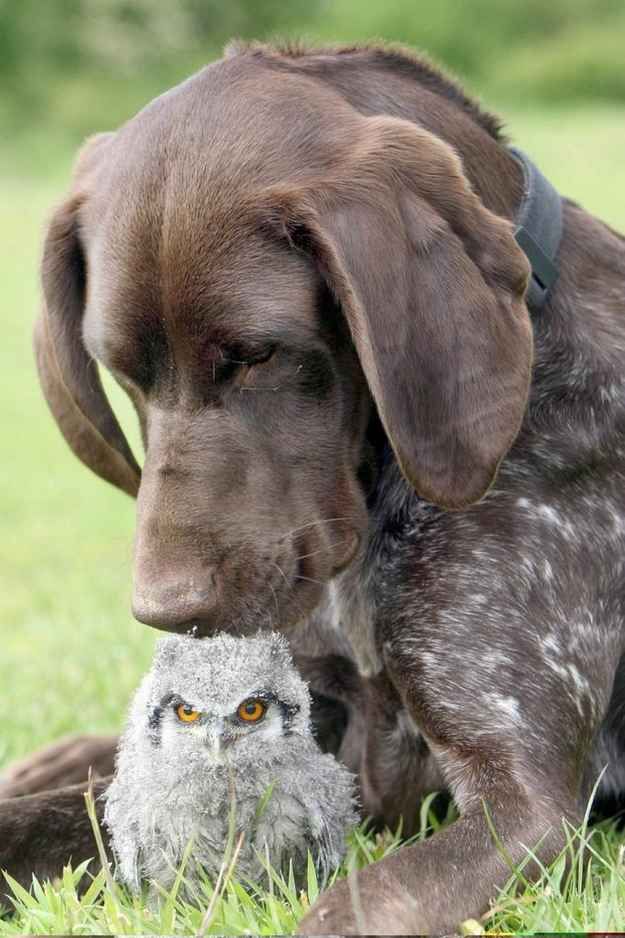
[35,48,532,636]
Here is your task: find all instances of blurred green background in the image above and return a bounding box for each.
[2,0,625,171]
[1,1,624,767]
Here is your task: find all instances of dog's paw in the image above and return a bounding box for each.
[298,865,421,936]
[298,878,358,935]
[0,734,117,798]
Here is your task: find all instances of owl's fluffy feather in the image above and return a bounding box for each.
[104,632,358,894]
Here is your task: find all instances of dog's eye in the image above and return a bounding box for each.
[245,346,276,367]
[236,347,284,391]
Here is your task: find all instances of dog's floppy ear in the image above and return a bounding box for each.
[34,134,141,498]
[268,117,533,509]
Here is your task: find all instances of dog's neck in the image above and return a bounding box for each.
[331,447,440,676]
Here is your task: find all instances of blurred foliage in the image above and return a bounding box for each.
[0,0,315,140]
[310,0,625,94]
[0,0,624,151]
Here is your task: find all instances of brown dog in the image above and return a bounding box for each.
[2,41,625,934]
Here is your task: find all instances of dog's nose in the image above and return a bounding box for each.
[132,583,217,631]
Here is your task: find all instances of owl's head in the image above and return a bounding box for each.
[128,631,311,767]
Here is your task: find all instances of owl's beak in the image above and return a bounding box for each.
[205,724,223,757]
[207,733,221,756]
[205,719,232,758]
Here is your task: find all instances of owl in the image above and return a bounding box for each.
[103,631,358,896]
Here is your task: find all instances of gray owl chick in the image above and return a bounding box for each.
[104,631,358,895]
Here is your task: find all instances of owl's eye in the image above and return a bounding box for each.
[176,703,201,723]
[237,698,266,723]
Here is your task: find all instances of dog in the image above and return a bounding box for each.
[2,40,625,934]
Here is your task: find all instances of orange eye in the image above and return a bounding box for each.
[176,703,201,723]
[237,698,266,723]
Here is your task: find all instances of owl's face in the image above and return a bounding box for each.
[155,686,299,763]
[132,631,311,769]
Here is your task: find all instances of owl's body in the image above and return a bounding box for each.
[104,633,357,893]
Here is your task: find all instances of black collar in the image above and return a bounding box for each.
[509,147,562,310]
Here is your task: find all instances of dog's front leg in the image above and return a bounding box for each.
[299,662,581,935]
[299,778,570,934]
[299,556,614,935]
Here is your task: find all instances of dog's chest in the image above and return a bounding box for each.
[326,576,383,677]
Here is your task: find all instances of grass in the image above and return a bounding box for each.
[1,105,625,932]
[0,795,445,935]
[1,794,625,933]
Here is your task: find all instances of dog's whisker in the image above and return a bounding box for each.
[271,560,290,586]
[239,385,283,392]
[270,561,308,619]
[293,538,351,562]
[293,574,326,587]
[277,517,351,540]
[268,582,280,624]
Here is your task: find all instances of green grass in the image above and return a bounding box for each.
[1,795,625,933]
[0,788,437,936]
[0,172,150,769]
[1,106,625,932]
